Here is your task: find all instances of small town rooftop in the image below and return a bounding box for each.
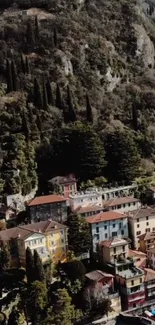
[74,204,103,214]
[86,211,126,224]
[28,194,66,206]
[103,196,139,208]
[99,238,128,248]
[138,231,155,241]
[85,270,114,282]
[144,268,155,282]
[128,207,155,219]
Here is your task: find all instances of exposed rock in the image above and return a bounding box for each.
[133,23,154,68]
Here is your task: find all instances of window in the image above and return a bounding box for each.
[137,218,139,222]
[96,227,99,233]
[114,247,116,254]
[146,228,150,232]
[140,278,142,284]
[137,224,140,228]
[51,241,54,246]
[146,216,149,220]
[105,234,108,239]
[136,231,141,235]
[131,280,134,286]
[96,234,99,240]
[119,223,121,229]
[153,227,155,231]
[121,230,124,235]
[128,203,131,207]
[133,202,136,206]
[146,222,149,226]
[112,232,117,237]
[113,224,116,228]
[61,230,64,235]
[123,204,126,208]
[61,239,64,244]
[104,226,107,230]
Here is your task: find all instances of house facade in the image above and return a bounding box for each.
[97,238,129,265]
[144,268,155,301]
[110,259,145,310]
[69,190,102,210]
[138,232,155,253]
[101,184,137,201]
[74,205,104,218]
[147,247,155,269]
[86,211,129,252]
[103,197,141,213]
[0,220,68,267]
[48,175,77,198]
[128,207,155,249]
[28,194,67,223]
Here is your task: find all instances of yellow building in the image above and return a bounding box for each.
[97,238,129,265]
[0,220,68,266]
[138,232,155,253]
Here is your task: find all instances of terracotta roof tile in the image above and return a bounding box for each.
[74,205,103,214]
[86,270,114,282]
[28,194,66,206]
[103,197,139,208]
[129,249,146,257]
[99,238,128,248]
[138,232,155,241]
[129,207,155,219]
[0,220,67,241]
[86,211,126,224]
[147,247,155,254]
[144,268,155,282]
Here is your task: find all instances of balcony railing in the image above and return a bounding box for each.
[148,291,155,297]
[147,282,155,289]
[128,295,145,302]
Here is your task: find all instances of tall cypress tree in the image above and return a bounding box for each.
[33,77,43,109]
[132,101,138,131]
[0,241,11,271]
[36,112,43,132]
[11,60,17,91]
[35,15,39,41]
[22,112,30,141]
[55,83,63,110]
[42,76,48,109]
[6,59,13,93]
[25,56,30,75]
[26,247,34,283]
[20,53,26,74]
[46,78,54,105]
[27,20,35,48]
[86,93,93,123]
[67,85,76,122]
[33,250,45,282]
[53,28,57,47]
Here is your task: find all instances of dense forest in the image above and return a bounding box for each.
[1,0,155,195]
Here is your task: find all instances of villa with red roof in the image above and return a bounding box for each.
[27,194,67,223]
[86,211,129,252]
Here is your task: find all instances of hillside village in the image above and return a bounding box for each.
[1,177,155,324]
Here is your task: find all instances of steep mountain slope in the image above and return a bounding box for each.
[1,0,155,194]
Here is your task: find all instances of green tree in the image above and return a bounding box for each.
[25,56,30,74]
[46,79,54,105]
[0,241,11,271]
[50,288,77,325]
[25,281,47,324]
[53,28,57,47]
[35,15,39,41]
[86,93,93,123]
[34,250,45,282]
[55,83,63,110]
[8,307,20,325]
[44,260,52,286]
[67,214,91,257]
[33,77,43,109]
[26,247,34,283]
[27,20,35,47]
[105,129,140,183]
[20,53,26,74]
[11,60,17,91]
[6,59,13,93]
[43,77,48,109]
[66,85,76,123]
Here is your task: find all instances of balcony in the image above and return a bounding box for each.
[147,281,155,289]
[148,290,155,297]
[128,292,145,302]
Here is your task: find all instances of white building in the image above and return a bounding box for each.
[69,190,102,210]
[128,207,155,249]
[103,197,141,213]
[101,184,137,201]
[86,211,129,252]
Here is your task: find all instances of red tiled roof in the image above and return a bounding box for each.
[86,270,114,282]
[103,196,139,208]
[74,205,103,214]
[144,268,155,282]
[99,238,128,248]
[129,249,146,257]
[138,232,155,241]
[86,211,126,224]
[28,194,66,206]
[129,207,155,220]
[0,220,67,241]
